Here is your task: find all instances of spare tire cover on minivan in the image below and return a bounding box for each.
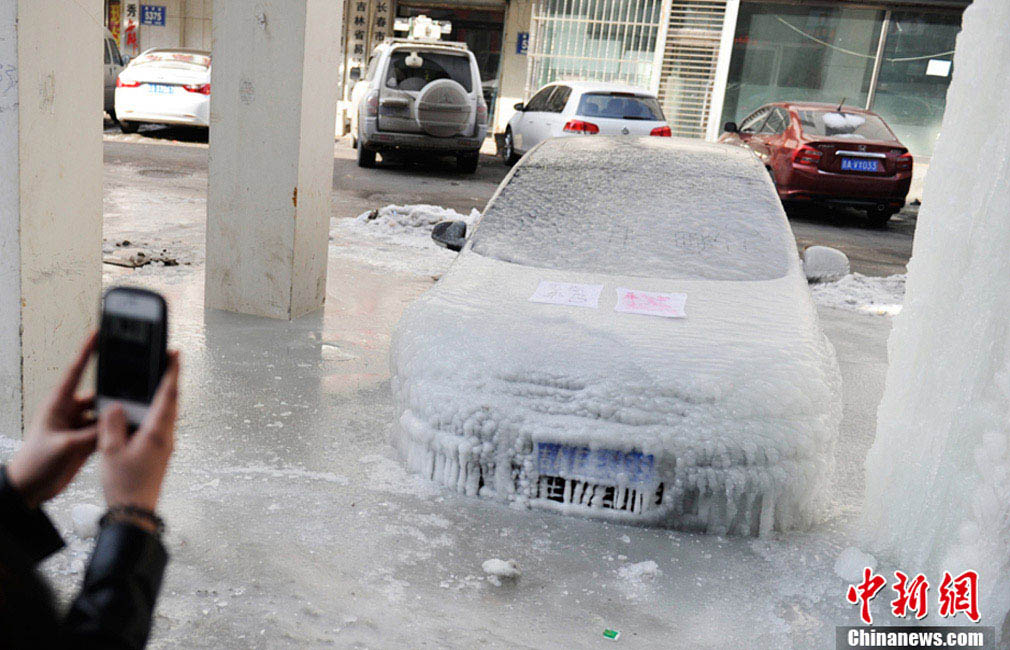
[414,79,470,137]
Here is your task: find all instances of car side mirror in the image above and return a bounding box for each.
[514,102,525,112]
[348,67,362,82]
[724,121,739,134]
[121,55,131,67]
[803,246,850,283]
[432,220,467,252]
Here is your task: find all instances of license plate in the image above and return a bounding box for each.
[536,442,656,487]
[147,83,175,95]
[840,157,880,172]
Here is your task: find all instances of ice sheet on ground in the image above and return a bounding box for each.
[391,138,843,537]
[809,274,905,316]
[330,204,480,276]
[862,0,1010,634]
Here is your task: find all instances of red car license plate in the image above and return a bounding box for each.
[840,157,881,173]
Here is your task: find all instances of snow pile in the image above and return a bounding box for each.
[330,204,480,276]
[833,547,876,583]
[821,112,866,132]
[862,0,1010,633]
[391,138,842,537]
[809,274,905,316]
[352,204,480,239]
[802,246,849,282]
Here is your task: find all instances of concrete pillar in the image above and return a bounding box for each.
[206,0,341,319]
[0,1,103,435]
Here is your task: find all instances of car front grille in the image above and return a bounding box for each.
[535,475,665,514]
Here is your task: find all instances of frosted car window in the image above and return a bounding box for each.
[385,51,472,93]
[470,138,792,281]
[799,110,895,141]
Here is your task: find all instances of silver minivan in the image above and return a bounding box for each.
[350,39,487,173]
[103,29,128,120]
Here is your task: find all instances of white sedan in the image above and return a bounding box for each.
[392,136,844,536]
[501,81,671,164]
[114,48,211,133]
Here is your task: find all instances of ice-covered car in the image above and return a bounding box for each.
[390,137,843,536]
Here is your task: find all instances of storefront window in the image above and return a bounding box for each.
[871,11,961,161]
[722,5,884,132]
[528,0,663,91]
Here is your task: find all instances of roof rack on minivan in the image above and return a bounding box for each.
[381,38,469,50]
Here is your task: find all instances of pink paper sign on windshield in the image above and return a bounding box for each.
[614,288,687,318]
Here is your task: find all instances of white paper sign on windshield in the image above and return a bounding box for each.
[529,281,604,309]
[615,288,687,318]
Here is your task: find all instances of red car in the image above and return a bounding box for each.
[719,102,912,227]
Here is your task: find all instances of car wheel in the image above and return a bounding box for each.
[866,207,894,228]
[119,120,139,134]
[107,107,117,123]
[351,134,358,149]
[502,128,520,166]
[357,143,376,168]
[457,152,479,174]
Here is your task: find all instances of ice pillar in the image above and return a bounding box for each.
[862,0,1010,633]
[206,1,341,319]
[0,1,103,436]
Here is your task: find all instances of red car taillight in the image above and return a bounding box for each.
[650,125,672,137]
[476,101,488,125]
[183,83,211,95]
[793,145,823,167]
[116,78,140,88]
[365,90,379,117]
[896,151,913,172]
[563,119,599,134]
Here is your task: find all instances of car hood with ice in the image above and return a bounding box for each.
[391,251,842,536]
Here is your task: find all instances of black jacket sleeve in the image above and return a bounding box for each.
[0,465,168,649]
[62,522,168,650]
[0,465,65,563]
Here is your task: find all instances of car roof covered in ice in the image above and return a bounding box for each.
[469,136,796,282]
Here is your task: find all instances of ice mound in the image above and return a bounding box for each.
[482,558,520,586]
[391,138,843,537]
[862,0,1010,633]
[809,274,905,316]
[618,560,661,583]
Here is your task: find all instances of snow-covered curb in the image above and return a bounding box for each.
[810,273,905,316]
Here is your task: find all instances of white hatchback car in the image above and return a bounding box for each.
[115,48,211,133]
[502,81,671,164]
[393,137,845,536]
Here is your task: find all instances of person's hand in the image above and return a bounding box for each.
[7,332,100,508]
[98,351,180,518]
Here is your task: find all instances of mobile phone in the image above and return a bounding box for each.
[96,287,168,427]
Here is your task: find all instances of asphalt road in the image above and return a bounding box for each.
[104,124,915,276]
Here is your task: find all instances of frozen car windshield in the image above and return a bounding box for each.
[131,51,210,70]
[798,110,894,140]
[470,138,793,281]
[577,93,664,120]
[386,51,472,93]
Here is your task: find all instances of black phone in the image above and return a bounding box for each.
[96,287,168,426]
